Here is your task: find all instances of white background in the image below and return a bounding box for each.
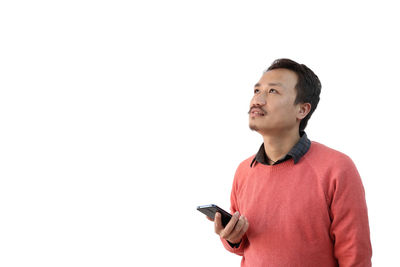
[0,0,399,266]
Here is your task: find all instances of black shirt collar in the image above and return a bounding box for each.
[250,131,311,167]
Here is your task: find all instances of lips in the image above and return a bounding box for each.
[250,108,266,117]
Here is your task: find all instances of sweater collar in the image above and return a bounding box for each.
[250,131,311,168]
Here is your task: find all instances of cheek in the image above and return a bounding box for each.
[275,102,297,116]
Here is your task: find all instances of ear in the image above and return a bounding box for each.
[297,103,311,120]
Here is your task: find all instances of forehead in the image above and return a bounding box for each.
[256,68,298,90]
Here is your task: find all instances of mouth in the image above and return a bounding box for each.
[249,108,266,117]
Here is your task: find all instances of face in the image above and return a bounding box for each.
[249,68,308,135]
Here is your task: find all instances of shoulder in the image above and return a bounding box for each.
[307,142,366,201]
[304,141,364,193]
[231,154,255,182]
[307,141,356,170]
[236,154,256,172]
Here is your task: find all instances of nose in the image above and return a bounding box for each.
[251,91,266,107]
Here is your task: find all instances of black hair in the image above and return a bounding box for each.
[266,58,321,132]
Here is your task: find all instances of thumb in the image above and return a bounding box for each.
[214,212,224,234]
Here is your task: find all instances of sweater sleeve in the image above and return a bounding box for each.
[329,157,372,267]
[220,162,248,256]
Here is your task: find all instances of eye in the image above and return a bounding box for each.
[254,89,260,94]
[269,88,277,93]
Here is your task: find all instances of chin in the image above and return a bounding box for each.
[249,123,259,132]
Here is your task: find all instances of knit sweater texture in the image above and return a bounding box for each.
[222,141,372,267]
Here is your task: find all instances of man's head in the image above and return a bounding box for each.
[249,58,321,135]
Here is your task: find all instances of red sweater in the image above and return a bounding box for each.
[222,141,372,266]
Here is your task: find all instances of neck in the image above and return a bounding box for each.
[261,128,301,163]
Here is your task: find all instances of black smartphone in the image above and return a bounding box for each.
[197,204,232,227]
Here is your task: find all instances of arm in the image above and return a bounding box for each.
[218,165,249,255]
[329,159,372,266]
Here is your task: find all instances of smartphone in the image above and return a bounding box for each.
[197,204,232,227]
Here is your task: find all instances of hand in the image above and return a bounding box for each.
[213,211,249,244]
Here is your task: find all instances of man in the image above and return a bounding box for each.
[210,59,372,266]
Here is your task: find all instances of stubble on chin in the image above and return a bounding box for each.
[249,122,259,132]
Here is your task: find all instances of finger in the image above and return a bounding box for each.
[206,216,214,222]
[220,212,240,239]
[237,218,249,238]
[238,217,249,235]
[242,218,249,233]
[229,216,246,239]
[235,216,246,231]
[214,212,224,234]
[229,217,249,243]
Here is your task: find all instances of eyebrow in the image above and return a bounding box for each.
[254,82,284,88]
